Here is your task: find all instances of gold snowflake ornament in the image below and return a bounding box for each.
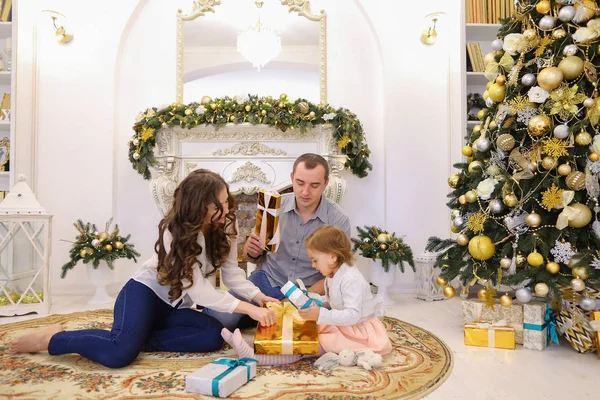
[547,83,587,120]
[534,36,553,57]
[467,212,488,233]
[542,137,570,158]
[140,127,155,142]
[508,95,533,114]
[337,135,351,149]
[540,183,564,211]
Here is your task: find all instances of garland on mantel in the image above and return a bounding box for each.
[129,94,372,180]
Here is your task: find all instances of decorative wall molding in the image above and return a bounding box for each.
[230,161,271,184]
[213,142,287,157]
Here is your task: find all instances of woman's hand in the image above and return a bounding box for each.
[248,305,277,327]
[252,292,281,307]
[298,303,320,321]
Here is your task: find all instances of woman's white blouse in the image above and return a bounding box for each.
[317,263,381,326]
[132,229,260,313]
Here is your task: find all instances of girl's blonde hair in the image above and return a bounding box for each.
[305,225,354,269]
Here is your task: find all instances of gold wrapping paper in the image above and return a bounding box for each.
[464,324,516,350]
[254,302,319,355]
[590,311,600,359]
[255,190,281,253]
[555,307,596,354]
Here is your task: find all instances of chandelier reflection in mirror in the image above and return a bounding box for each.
[237,0,282,71]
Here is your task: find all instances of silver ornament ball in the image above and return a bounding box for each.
[132,139,140,146]
[490,199,504,214]
[553,124,570,139]
[570,278,586,292]
[558,6,576,22]
[133,152,140,160]
[450,209,461,220]
[363,238,370,243]
[563,44,578,56]
[515,288,533,303]
[584,98,595,108]
[491,39,504,51]
[539,16,556,30]
[521,73,536,86]
[579,297,596,311]
[453,216,465,229]
[486,97,495,108]
[476,137,491,152]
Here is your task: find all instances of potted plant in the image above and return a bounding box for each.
[61,219,140,304]
[352,226,415,306]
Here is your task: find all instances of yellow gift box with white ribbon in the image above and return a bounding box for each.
[590,312,600,359]
[464,320,516,350]
[254,302,319,355]
[255,190,281,253]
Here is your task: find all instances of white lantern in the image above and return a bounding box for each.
[413,252,447,301]
[0,175,52,316]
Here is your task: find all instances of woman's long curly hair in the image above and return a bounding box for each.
[155,169,237,302]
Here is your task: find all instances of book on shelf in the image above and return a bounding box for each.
[465,0,515,24]
[0,93,10,120]
[0,0,11,22]
[466,43,485,73]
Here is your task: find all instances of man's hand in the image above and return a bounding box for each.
[298,303,320,321]
[252,292,281,307]
[248,305,277,326]
[244,233,264,259]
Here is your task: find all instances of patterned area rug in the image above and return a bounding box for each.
[0,310,452,399]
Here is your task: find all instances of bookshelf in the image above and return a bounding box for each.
[0,0,13,193]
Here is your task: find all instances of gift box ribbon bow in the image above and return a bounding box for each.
[257,191,281,248]
[268,302,302,354]
[291,279,323,308]
[211,357,257,396]
[524,308,559,346]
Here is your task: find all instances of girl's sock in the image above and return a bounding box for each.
[221,328,303,365]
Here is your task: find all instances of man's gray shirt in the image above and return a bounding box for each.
[255,193,351,288]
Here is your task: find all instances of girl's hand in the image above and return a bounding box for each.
[252,292,281,307]
[248,306,277,326]
[298,303,320,321]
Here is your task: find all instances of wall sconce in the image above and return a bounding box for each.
[41,10,73,44]
[420,12,445,45]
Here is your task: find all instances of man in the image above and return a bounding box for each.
[203,153,350,330]
[244,153,351,299]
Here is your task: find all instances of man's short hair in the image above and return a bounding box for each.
[292,153,330,181]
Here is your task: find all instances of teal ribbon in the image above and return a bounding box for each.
[285,285,323,309]
[211,357,257,397]
[523,306,559,346]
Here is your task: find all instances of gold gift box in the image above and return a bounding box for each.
[254,302,319,355]
[255,190,281,253]
[464,324,516,350]
[591,311,600,360]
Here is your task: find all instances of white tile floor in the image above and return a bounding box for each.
[1,293,597,399]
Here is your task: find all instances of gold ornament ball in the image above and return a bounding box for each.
[261,109,267,116]
[443,285,456,299]
[98,232,109,241]
[500,257,512,269]
[448,174,460,188]
[79,249,87,258]
[379,243,388,251]
[572,266,590,280]
[85,247,94,255]
[465,190,478,203]
[115,241,124,250]
[526,212,542,227]
[503,193,518,207]
[477,288,487,301]
[486,81,493,90]
[516,254,528,267]
[477,109,488,120]
[245,105,252,112]
[462,145,473,156]
[496,134,516,152]
[537,67,564,91]
[200,96,212,105]
[523,28,537,40]
[488,83,506,102]
[528,114,553,137]
[210,103,217,110]
[457,234,470,246]
[436,276,448,287]
[229,115,235,122]
[473,124,482,134]
[500,294,513,307]
[483,52,497,67]
[534,282,549,296]
[575,131,592,146]
[496,74,507,86]
[184,108,193,116]
[552,29,567,39]
[567,203,593,228]
[566,171,586,191]
[589,152,600,162]
[558,56,584,80]
[279,93,288,100]
[468,161,484,173]
[105,244,113,252]
[527,251,544,267]
[468,235,496,261]
[574,0,598,24]
[386,234,394,243]
[487,164,501,177]
[450,224,460,233]
[377,233,389,243]
[545,261,560,274]
[557,164,572,176]
[489,120,497,129]
[458,195,467,205]
[278,101,285,108]
[541,157,557,170]
[570,277,586,292]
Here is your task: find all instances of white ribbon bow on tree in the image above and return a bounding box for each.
[555,190,578,230]
[485,52,515,82]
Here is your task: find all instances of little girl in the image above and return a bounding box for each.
[221,224,392,364]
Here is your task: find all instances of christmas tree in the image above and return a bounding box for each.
[427,0,600,310]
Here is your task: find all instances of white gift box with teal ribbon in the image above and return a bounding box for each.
[185,357,257,397]
[523,301,559,351]
[281,279,323,310]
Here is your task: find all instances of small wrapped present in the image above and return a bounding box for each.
[462,300,524,345]
[281,280,322,310]
[555,305,597,354]
[255,190,281,253]
[589,311,600,359]
[185,357,257,398]
[523,301,559,351]
[464,320,516,350]
[254,302,319,355]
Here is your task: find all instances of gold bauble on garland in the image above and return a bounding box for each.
[566,171,586,190]
[279,93,288,100]
[500,294,513,307]
[534,282,549,296]
[473,124,482,134]
[468,161,484,173]
[468,235,495,260]
[462,145,473,156]
[516,254,527,267]
[500,257,512,269]
[261,109,267,116]
[448,174,461,188]
[115,241,124,250]
[436,276,448,287]
[496,75,507,86]
[200,96,212,105]
[526,212,542,227]
[536,0,551,14]
[79,249,87,258]
[503,193,518,207]
[553,29,567,39]
[443,285,456,299]
[567,203,592,228]
[488,83,506,102]
[537,67,564,91]
[589,152,600,162]
[558,164,572,176]
[574,0,598,24]
[377,233,389,243]
[496,134,516,151]
[105,244,113,252]
[245,105,252,112]
[545,261,560,274]
[527,251,544,267]
[477,288,487,301]
[379,243,388,251]
[572,266,590,280]
[570,277,586,292]
[465,190,478,203]
[457,234,470,246]
[541,157,557,170]
[575,131,592,146]
[528,114,553,137]
[458,195,467,205]
[558,56,584,80]
[98,232,109,241]
[450,224,460,233]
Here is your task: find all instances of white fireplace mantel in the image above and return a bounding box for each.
[150,123,347,215]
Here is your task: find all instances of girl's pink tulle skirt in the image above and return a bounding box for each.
[318,316,392,355]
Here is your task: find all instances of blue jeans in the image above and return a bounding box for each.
[48,279,224,368]
[203,270,285,330]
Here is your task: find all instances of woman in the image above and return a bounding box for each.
[9,169,277,368]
